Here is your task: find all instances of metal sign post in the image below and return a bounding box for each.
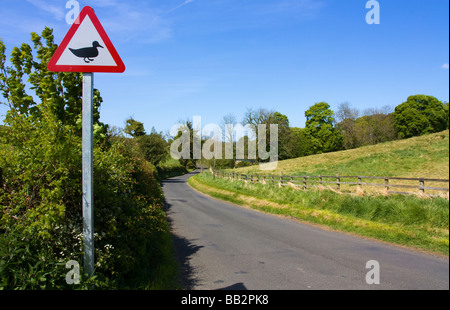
[47,6,125,283]
[82,72,94,277]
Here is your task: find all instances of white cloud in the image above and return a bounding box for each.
[26,0,65,21]
[442,63,449,70]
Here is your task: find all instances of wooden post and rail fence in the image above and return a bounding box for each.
[211,169,450,199]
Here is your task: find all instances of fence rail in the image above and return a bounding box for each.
[211,170,449,199]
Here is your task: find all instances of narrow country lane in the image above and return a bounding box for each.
[163,171,449,290]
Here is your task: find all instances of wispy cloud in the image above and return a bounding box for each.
[168,0,195,14]
[26,0,65,21]
[442,63,449,70]
[92,2,174,44]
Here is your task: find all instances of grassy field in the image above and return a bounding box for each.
[188,131,449,256]
[237,130,449,179]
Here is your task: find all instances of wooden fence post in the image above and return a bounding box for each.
[207,171,449,198]
[419,178,425,194]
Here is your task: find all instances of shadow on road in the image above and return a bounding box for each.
[171,232,204,290]
[162,170,248,291]
[218,283,248,290]
[164,195,203,290]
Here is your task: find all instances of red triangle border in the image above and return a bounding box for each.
[47,6,125,73]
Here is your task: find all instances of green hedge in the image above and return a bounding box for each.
[0,104,174,289]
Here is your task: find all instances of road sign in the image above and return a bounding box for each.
[47,6,125,280]
[47,6,125,73]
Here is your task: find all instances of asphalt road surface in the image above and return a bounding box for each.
[163,171,449,290]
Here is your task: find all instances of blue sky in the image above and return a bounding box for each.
[0,0,449,134]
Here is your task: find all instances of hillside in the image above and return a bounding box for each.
[236,130,449,179]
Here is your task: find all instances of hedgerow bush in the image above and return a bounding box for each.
[0,29,172,289]
[0,102,169,289]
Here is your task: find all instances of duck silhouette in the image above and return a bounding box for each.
[69,41,103,63]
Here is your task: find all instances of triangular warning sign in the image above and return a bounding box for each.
[48,6,125,73]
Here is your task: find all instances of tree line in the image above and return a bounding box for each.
[144,95,447,170]
[122,95,449,170]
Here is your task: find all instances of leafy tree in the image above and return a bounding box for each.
[136,128,169,166]
[394,95,449,139]
[354,112,397,146]
[242,108,290,161]
[336,104,397,149]
[268,112,292,160]
[304,102,343,153]
[290,127,315,157]
[124,118,146,138]
[0,28,107,140]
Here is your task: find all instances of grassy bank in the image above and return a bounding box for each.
[237,130,449,179]
[188,172,449,256]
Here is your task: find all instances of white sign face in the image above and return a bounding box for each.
[56,16,117,67]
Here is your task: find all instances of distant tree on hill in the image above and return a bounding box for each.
[290,127,315,157]
[304,102,343,154]
[269,112,292,160]
[336,102,360,150]
[354,112,397,146]
[394,95,449,139]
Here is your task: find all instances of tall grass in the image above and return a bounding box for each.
[189,172,449,256]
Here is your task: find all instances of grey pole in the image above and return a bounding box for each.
[82,72,94,277]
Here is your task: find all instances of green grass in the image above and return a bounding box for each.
[121,207,182,290]
[237,130,449,179]
[189,171,449,256]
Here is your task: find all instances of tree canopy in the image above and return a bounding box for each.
[304,102,343,154]
[394,95,449,139]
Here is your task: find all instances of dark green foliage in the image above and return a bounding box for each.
[136,129,169,166]
[394,95,449,139]
[0,100,169,288]
[124,118,146,138]
[304,102,343,153]
[0,29,176,289]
